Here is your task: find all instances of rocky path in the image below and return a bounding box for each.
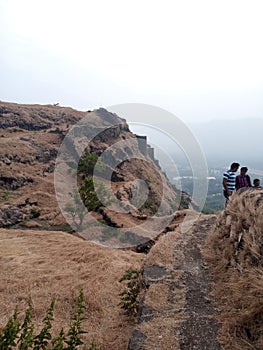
[128,215,222,350]
[179,216,221,350]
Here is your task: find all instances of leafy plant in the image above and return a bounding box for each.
[119,269,142,317]
[78,151,105,176]
[79,177,114,212]
[0,291,96,350]
[52,329,66,350]
[65,289,87,349]
[33,299,55,349]
[0,307,20,350]
[18,297,34,350]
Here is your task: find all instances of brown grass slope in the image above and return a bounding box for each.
[204,188,263,350]
[0,228,143,349]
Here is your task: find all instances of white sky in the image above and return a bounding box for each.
[0,0,263,123]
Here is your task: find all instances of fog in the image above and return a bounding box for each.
[130,116,263,174]
[1,0,263,125]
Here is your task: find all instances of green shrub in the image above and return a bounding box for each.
[78,152,105,176]
[79,177,115,212]
[30,208,40,219]
[65,289,86,349]
[119,269,142,318]
[52,328,66,350]
[0,291,97,350]
[18,297,34,350]
[33,299,55,349]
[79,177,101,212]
[0,307,20,349]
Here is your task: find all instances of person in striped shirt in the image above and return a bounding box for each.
[222,162,240,202]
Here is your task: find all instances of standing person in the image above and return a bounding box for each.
[222,162,240,202]
[253,178,261,188]
[235,166,252,190]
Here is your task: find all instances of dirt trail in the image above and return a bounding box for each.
[179,216,221,350]
[128,215,222,350]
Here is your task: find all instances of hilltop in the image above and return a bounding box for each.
[0,101,262,349]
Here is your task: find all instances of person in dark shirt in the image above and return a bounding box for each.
[235,166,252,190]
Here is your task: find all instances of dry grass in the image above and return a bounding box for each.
[139,316,181,350]
[0,229,144,349]
[203,189,263,350]
[143,211,189,268]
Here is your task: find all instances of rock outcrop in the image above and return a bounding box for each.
[0,101,192,244]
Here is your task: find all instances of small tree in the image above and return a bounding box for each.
[65,188,85,230]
